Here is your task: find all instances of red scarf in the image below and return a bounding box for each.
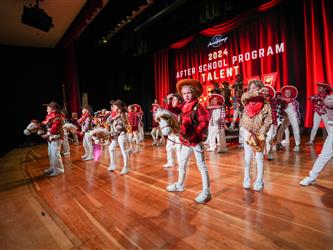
[245,101,264,118]
[182,100,198,113]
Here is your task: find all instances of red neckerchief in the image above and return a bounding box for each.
[319,91,328,99]
[42,112,56,125]
[182,100,198,113]
[245,101,264,118]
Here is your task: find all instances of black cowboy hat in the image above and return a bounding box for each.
[43,101,61,111]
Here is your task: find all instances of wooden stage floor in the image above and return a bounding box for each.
[1,137,333,249]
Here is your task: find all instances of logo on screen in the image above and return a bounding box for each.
[208,35,228,48]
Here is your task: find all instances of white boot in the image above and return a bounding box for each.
[299,176,316,186]
[166,183,184,192]
[194,190,211,203]
[120,167,129,175]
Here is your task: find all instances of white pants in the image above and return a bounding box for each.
[285,109,300,146]
[239,126,245,144]
[138,124,144,142]
[265,125,276,155]
[165,134,180,165]
[83,132,94,157]
[176,144,210,192]
[62,132,70,154]
[128,131,139,152]
[207,125,227,151]
[151,127,159,143]
[48,140,64,173]
[244,129,264,181]
[231,106,239,126]
[108,133,128,168]
[309,125,333,179]
[310,112,329,142]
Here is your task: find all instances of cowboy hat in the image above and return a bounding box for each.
[281,85,298,99]
[209,93,225,105]
[43,101,61,111]
[176,79,203,96]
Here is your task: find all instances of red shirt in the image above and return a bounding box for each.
[128,111,139,131]
[180,100,209,146]
[42,112,64,136]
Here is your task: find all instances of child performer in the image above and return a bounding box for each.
[78,105,94,160]
[307,82,332,145]
[300,94,333,185]
[166,79,211,203]
[275,85,301,152]
[41,101,65,176]
[107,99,130,175]
[151,103,161,146]
[206,93,228,153]
[240,80,272,191]
[127,105,140,153]
[133,104,144,142]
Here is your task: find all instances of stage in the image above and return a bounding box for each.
[1,137,333,249]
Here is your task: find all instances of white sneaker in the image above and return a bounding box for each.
[108,165,116,171]
[281,139,290,145]
[120,167,129,175]
[48,169,64,177]
[293,145,301,152]
[243,177,251,189]
[299,176,316,186]
[194,191,211,203]
[253,180,264,191]
[166,183,184,192]
[163,163,174,168]
[43,167,54,175]
[83,155,94,161]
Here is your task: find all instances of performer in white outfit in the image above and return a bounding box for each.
[275,85,301,152]
[41,101,65,177]
[78,105,94,160]
[107,99,130,175]
[307,82,332,145]
[300,93,333,185]
[206,93,227,153]
[240,80,272,191]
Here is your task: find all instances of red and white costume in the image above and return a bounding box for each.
[42,109,65,176]
[151,103,162,145]
[128,108,140,153]
[308,83,332,144]
[300,94,333,185]
[78,110,94,160]
[166,79,211,204]
[206,94,227,153]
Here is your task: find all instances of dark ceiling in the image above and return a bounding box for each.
[77,0,270,55]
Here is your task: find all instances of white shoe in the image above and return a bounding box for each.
[293,145,300,152]
[194,191,211,203]
[43,167,54,175]
[281,139,290,145]
[163,163,174,168]
[253,180,264,191]
[48,169,64,177]
[299,176,316,186]
[166,183,184,192]
[62,152,70,156]
[108,165,116,171]
[83,155,94,161]
[206,147,215,152]
[120,167,129,175]
[243,177,251,189]
[81,155,88,159]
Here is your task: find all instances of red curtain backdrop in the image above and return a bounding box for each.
[153,0,333,127]
[303,0,333,127]
[64,45,81,114]
[153,48,170,104]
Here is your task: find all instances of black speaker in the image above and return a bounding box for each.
[21,5,53,32]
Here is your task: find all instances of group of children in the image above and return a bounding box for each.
[39,78,333,203]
